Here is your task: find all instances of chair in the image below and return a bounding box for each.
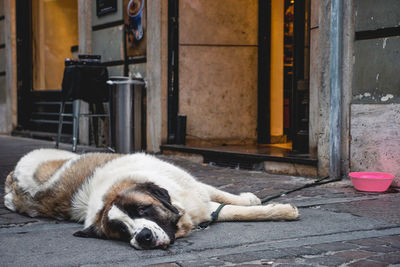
[55,55,111,152]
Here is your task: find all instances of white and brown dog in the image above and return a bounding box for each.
[4,149,299,249]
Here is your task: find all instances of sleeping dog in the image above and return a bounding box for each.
[4,149,299,249]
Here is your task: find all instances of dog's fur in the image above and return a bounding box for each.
[4,149,299,249]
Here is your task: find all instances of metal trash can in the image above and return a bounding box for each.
[107,76,146,153]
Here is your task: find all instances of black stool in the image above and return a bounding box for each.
[55,56,110,152]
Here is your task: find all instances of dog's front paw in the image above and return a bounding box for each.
[239,192,261,205]
[264,203,300,221]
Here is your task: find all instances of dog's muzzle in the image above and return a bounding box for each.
[130,228,170,250]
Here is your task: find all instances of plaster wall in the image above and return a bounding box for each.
[312,0,332,177]
[309,0,354,177]
[0,0,16,134]
[179,46,258,144]
[77,0,93,145]
[178,0,258,145]
[90,0,159,150]
[340,0,355,176]
[0,76,5,104]
[91,0,146,75]
[0,47,4,73]
[353,37,400,104]
[146,0,168,152]
[91,0,124,63]
[92,25,124,62]
[350,1,400,185]
[350,104,400,185]
[0,19,4,44]
[308,0,320,158]
[354,0,400,32]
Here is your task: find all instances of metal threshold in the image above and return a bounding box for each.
[160,144,317,170]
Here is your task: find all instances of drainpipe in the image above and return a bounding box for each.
[329,0,343,179]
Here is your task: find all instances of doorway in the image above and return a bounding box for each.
[16,0,78,134]
[163,0,314,167]
[258,0,310,153]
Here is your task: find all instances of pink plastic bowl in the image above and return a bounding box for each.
[349,172,394,192]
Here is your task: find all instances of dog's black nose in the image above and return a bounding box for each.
[136,228,154,247]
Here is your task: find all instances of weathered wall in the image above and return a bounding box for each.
[146,0,168,152]
[0,0,16,134]
[352,36,400,104]
[0,12,5,105]
[351,0,400,184]
[178,0,258,145]
[309,0,320,158]
[310,0,332,177]
[310,0,355,177]
[91,0,146,78]
[350,104,400,180]
[352,0,400,104]
[91,1,124,74]
[91,0,160,150]
[354,0,400,32]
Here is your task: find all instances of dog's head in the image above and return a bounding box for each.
[74,182,182,250]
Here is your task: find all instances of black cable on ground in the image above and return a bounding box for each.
[260,175,331,203]
[198,175,341,229]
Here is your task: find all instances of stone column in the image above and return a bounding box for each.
[77,0,92,145]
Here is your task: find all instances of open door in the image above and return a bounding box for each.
[258,0,310,153]
[16,0,78,133]
[291,0,310,153]
[16,0,33,129]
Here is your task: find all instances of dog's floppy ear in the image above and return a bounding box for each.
[73,225,104,239]
[139,182,180,215]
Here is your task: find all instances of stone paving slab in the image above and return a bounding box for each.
[0,135,400,266]
[3,208,397,266]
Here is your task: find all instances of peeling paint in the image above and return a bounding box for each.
[376,73,379,81]
[354,94,363,100]
[351,104,400,183]
[381,94,394,102]
[364,92,371,97]
[383,38,388,49]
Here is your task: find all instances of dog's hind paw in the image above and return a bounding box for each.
[239,192,261,205]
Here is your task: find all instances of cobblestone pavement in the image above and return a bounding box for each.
[0,135,399,267]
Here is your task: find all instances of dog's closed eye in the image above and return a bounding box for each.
[122,204,152,218]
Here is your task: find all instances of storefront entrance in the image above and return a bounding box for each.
[164,0,312,164]
[259,0,310,153]
[16,0,78,136]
